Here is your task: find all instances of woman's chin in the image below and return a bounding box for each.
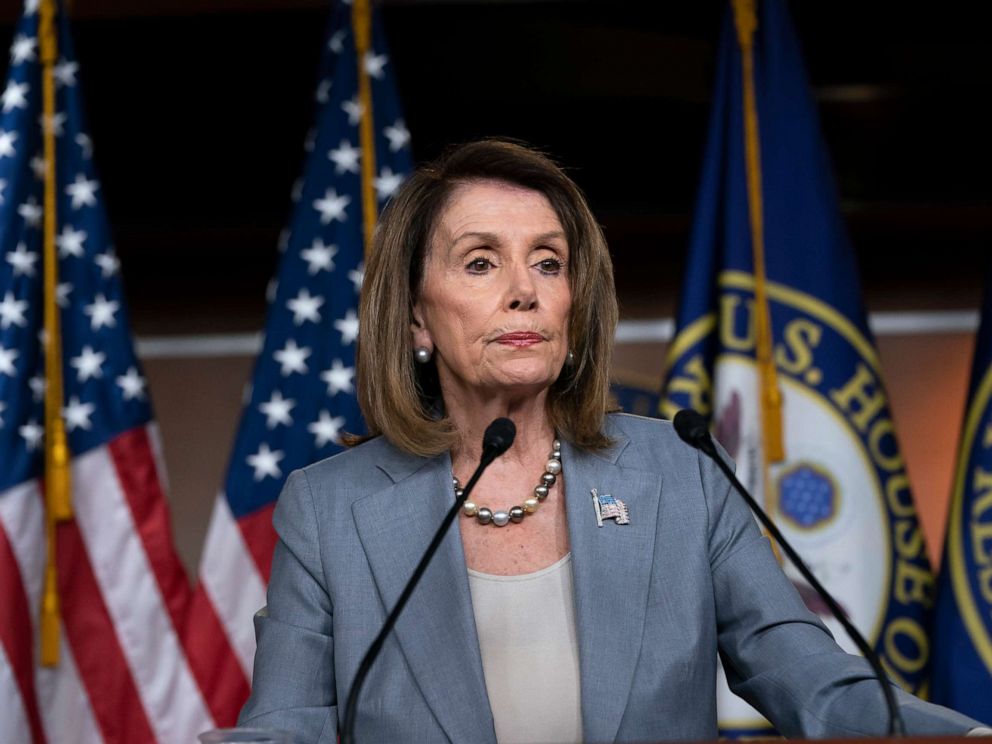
[480,369,558,396]
[442,356,564,400]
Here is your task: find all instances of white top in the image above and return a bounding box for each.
[467,554,583,744]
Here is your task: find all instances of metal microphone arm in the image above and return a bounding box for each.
[341,419,514,743]
[675,410,905,737]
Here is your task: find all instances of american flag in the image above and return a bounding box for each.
[192,0,413,723]
[1,1,217,741]
[593,491,630,526]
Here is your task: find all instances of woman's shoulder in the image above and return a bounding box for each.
[293,435,418,502]
[601,412,697,472]
[305,434,395,468]
[604,411,682,449]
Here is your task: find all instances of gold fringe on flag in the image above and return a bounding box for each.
[352,0,377,258]
[39,0,73,668]
[732,0,785,470]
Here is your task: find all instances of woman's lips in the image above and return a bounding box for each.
[495,332,544,347]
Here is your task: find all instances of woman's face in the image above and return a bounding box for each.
[412,180,572,401]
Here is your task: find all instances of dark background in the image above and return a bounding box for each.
[2,0,990,335]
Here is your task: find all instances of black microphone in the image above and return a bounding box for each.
[481,417,516,464]
[673,409,717,458]
[673,409,906,738]
[341,418,516,744]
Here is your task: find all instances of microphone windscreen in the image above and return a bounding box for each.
[673,409,710,449]
[483,418,516,457]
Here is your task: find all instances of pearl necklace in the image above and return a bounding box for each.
[455,439,562,527]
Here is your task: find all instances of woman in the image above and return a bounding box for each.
[239,140,984,742]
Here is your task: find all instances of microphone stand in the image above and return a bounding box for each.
[340,434,509,744]
[675,411,906,737]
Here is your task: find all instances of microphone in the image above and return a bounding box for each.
[672,409,906,738]
[481,417,516,463]
[672,409,717,457]
[341,418,516,744]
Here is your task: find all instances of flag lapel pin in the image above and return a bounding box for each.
[591,488,630,527]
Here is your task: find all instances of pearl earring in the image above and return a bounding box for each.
[414,347,432,364]
[566,350,575,366]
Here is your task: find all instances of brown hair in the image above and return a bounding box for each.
[356,139,618,457]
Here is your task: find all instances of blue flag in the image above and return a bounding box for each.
[610,378,660,419]
[931,274,992,721]
[660,0,933,735]
[192,1,413,715]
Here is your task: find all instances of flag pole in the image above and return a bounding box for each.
[39,0,73,668]
[731,2,784,450]
[352,0,377,257]
[731,0,785,555]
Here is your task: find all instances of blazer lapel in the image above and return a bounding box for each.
[562,437,664,744]
[351,452,496,744]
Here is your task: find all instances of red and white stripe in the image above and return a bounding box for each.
[0,424,226,743]
[192,494,264,716]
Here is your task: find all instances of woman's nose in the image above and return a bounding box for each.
[506,264,538,311]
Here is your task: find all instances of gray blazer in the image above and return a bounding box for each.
[239,413,980,742]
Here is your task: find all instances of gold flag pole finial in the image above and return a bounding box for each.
[352,0,377,258]
[39,0,73,668]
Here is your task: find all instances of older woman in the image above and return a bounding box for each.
[239,140,983,743]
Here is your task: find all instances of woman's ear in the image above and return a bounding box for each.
[410,303,432,352]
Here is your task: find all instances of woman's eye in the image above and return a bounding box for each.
[537,258,564,274]
[466,257,493,273]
